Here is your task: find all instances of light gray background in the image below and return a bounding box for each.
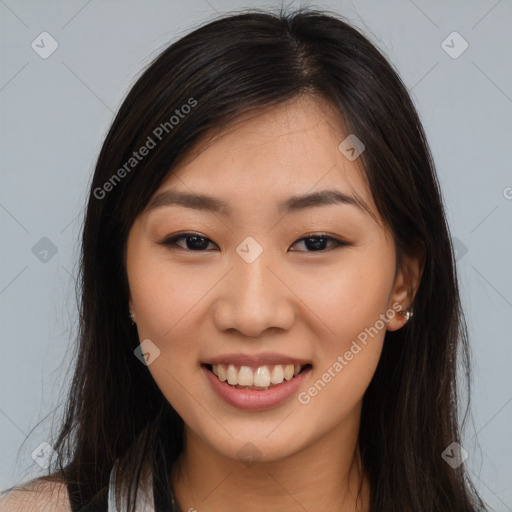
[1,0,511,508]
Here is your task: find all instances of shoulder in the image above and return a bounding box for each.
[0,478,71,512]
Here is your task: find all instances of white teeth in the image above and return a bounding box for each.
[217,365,227,381]
[284,364,294,381]
[227,364,238,385]
[253,366,271,387]
[270,365,284,384]
[238,366,253,386]
[210,363,306,388]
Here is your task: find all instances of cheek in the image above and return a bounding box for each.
[298,243,394,405]
[298,271,390,423]
[298,247,395,340]
[128,247,216,341]
[127,245,216,401]
[129,268,205,420]
[297,337,383,434]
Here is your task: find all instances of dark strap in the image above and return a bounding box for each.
[66,476,108,512]
[153,437,178,512]
[66,462,176,512]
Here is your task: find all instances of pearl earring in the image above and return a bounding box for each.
[398,308,413,321]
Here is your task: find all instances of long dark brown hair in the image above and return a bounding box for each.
[6,8,487,511]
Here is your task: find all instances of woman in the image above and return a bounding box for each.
[1,8,487,512]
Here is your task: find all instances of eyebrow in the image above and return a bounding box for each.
[146,188,366,215]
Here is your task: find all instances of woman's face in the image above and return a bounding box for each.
[126,95,415,463]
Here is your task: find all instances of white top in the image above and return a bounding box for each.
[107,459,155,511]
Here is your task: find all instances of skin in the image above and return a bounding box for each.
[126,95,423,511]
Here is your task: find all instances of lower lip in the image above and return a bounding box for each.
[202,365,312,411]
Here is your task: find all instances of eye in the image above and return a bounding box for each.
[289,234,349,252]
[159,232,349,252]
[160,232,217,251]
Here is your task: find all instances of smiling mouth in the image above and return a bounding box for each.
[204,363,313,391]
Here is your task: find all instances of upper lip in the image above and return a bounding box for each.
[202,352,311,367]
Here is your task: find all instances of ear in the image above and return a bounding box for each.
[386,239,425,332]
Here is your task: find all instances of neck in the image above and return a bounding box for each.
[170,419,370,511]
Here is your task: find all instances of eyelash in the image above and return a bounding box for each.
[159,232,351,253]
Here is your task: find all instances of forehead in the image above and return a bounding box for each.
[150,96,378,220]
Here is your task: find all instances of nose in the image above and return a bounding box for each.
[212,248,296,338]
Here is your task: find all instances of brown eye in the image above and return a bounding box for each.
[160,233,217,251]
[290,234,349,252]
[159,232,350,252]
